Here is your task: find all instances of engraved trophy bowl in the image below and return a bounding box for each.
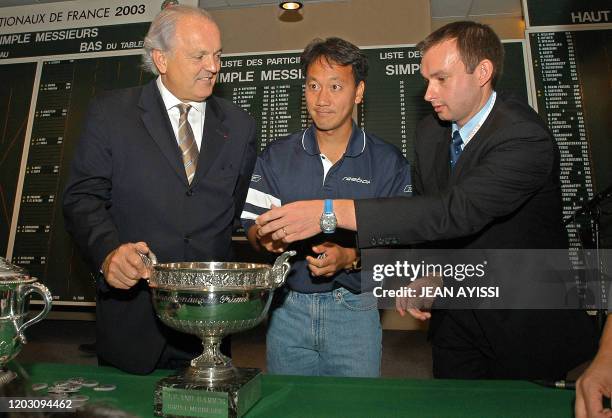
[146,250,295,384]
[0,257,52,382]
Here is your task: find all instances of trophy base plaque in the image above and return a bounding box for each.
[153,368,262,418]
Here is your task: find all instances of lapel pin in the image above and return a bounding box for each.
[215,128,228,139]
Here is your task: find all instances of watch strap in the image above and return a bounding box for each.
[324,199,333,213]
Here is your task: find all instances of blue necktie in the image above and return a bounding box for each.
[450,130,463,169]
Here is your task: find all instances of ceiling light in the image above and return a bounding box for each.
[279,1,303,11]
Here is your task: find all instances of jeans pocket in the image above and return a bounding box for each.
[337,288,377,311]
[285,289,298,306]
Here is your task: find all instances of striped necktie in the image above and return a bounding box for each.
[450,130,463,170]
[177,103,199,184]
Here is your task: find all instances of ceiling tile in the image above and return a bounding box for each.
[430,0,472,18]
[0,0,67,6]
[199,0,230,9]
[199,0,343,10]
[226,0,271,6]
[469,0,522,16]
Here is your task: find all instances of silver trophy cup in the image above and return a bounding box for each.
[144,250,295,418]
[0,258,52,384]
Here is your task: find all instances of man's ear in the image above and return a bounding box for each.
[477,59,494,87]
[152,49,168,74]
[354,80,365,104]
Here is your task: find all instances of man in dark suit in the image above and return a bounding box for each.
[256,21,596,379]
[63,5,256,374]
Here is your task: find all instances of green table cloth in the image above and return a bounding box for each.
[10,362,574,418]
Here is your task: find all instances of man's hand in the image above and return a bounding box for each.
[396,299,432,321]
[576,317,612,418]
[256,200,323,243]
[306,243,357,278]
[258,229,286,253]
[395,275,442,321]
[102,242,151,289]
[247,224,286,253]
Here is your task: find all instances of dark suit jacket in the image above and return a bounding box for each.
[63,80,257,374]
[355,94,596,378]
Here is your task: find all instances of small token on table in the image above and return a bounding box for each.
[93,384,116,392]
[81,380,99,387]
[48,388,67,394]
[32,383,48,391]
[70,394,90,406]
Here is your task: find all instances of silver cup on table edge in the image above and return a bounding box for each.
[0,257,52,384]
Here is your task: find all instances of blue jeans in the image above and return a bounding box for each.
[266,288,381,377]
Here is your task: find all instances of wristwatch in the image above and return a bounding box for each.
[319,199,337,234]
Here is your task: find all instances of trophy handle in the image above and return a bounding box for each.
[271,250,296,288]
[16,282,52,344]
[138,249,158,269]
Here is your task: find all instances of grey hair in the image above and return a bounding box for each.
[142,5,215,75]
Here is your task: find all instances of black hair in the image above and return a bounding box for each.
[301,37,368,85]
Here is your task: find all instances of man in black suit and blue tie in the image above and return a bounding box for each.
[63,5,256,374]
[256,21,596,380]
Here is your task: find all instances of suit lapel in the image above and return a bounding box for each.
[452,98,501,179]
[433,127,452,190]
[138,81,187,184]
[193,96,229,185]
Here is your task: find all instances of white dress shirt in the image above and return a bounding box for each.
[156,76,206,151]
[451,91,497,150]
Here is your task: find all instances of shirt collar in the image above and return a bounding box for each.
[452,91,496,139]
[301,121,366,157]
[156,76,205,115]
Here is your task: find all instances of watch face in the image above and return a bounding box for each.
[320,213,337,233]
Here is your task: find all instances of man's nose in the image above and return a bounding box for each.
[316,88,331,105]
[203,55,219,73]
[424,83,435,102]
